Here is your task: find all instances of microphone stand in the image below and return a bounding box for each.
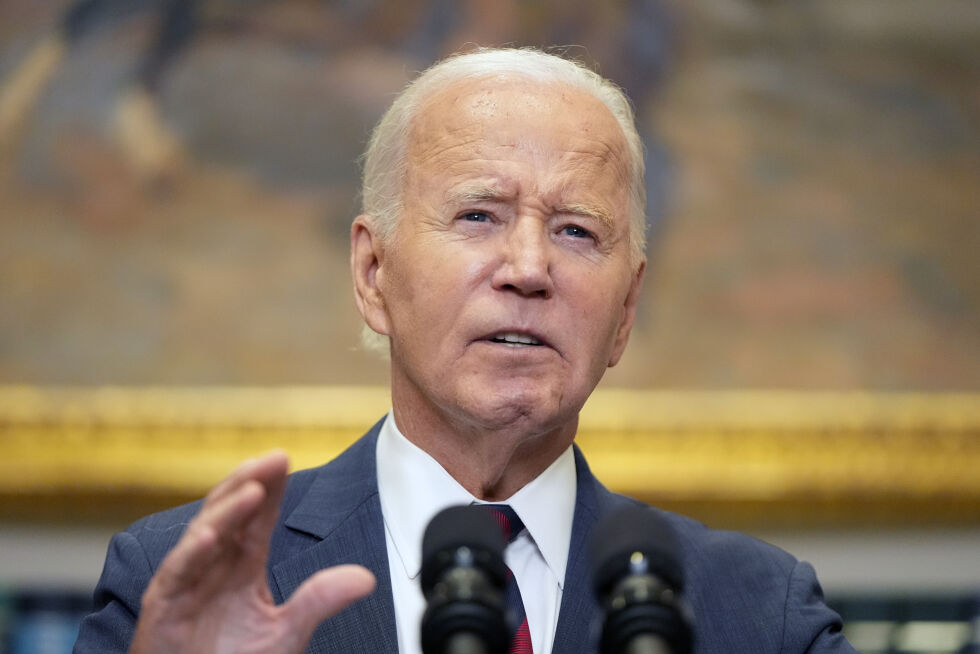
[445,632,490,654]
[625,633,673,654]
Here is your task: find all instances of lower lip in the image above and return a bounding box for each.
[475,340,554,355]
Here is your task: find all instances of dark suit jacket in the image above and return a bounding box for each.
[74,418,856,653]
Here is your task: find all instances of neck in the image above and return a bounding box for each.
[391,398,578,501]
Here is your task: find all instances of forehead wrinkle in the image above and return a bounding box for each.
[406,79,631,228]
[564,141,631,188]
[409,131,483,169]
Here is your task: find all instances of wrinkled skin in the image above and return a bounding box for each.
[352,77,644,499]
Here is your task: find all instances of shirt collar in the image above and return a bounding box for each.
[376,411,577,588]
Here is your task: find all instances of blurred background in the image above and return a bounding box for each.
[0,0,978,652]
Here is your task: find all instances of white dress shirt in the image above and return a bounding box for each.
[376,411,577,654]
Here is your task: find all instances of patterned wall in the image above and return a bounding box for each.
[0,0,977,388]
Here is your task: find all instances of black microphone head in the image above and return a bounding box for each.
[590,505,693,654]
[420,505,510,654]
[421,505,507,597]
[590,504,685,597]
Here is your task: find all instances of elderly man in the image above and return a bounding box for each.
[74,48,856,654]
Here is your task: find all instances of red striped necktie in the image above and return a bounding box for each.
[477,504,534,654]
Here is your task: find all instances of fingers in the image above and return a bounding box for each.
[196,452,288,549]
[281,565,377,645]
[132,453,375,654]
[206,451,289,507]
[239,454,290,559]
[152,480,266,600]
[151,452,290,600]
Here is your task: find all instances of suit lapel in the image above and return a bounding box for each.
[552,446,635,654]
[270,421,399,654]
[551,445,603,654]
[264,424,627,654]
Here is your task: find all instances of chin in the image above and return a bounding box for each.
[460,381,572,434]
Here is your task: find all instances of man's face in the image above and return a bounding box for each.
[355,77,644,436]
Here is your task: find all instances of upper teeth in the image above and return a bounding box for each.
[493,332,541,345]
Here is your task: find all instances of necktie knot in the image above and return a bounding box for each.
[477,504,525,545]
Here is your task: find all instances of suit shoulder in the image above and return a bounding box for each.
[121,463,326,559]
[597,492,797,590]
[122,499,201,559]
[662,510,797,576]
[604,498,817,649]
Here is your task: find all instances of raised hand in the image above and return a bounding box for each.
[129,452,376,654]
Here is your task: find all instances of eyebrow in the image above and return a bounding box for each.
[446,185,510,205]
[447,185,616,231]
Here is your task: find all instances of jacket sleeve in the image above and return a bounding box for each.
[780,560,858,654]
[73,530,152,653]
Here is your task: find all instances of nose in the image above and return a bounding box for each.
[491,217,554,298]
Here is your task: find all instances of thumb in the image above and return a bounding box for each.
[281,564,376,644]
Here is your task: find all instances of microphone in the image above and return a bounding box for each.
[590,505,693,654]
[420,505,510,654]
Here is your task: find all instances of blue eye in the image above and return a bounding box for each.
[461,212,490,222]
[563,224,592,239]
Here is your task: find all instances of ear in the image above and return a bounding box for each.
[350,215,392,337]
[607,260,646,368]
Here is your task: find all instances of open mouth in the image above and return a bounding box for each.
[488,332,543,347]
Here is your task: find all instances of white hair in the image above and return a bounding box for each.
[358,47,647,351]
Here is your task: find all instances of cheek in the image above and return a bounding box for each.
[415,244,494,302]
[377,253,420,333]
[571,278,628,347]
[386,257,461,333]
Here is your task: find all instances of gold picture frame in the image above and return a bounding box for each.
[1,386,978,528]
